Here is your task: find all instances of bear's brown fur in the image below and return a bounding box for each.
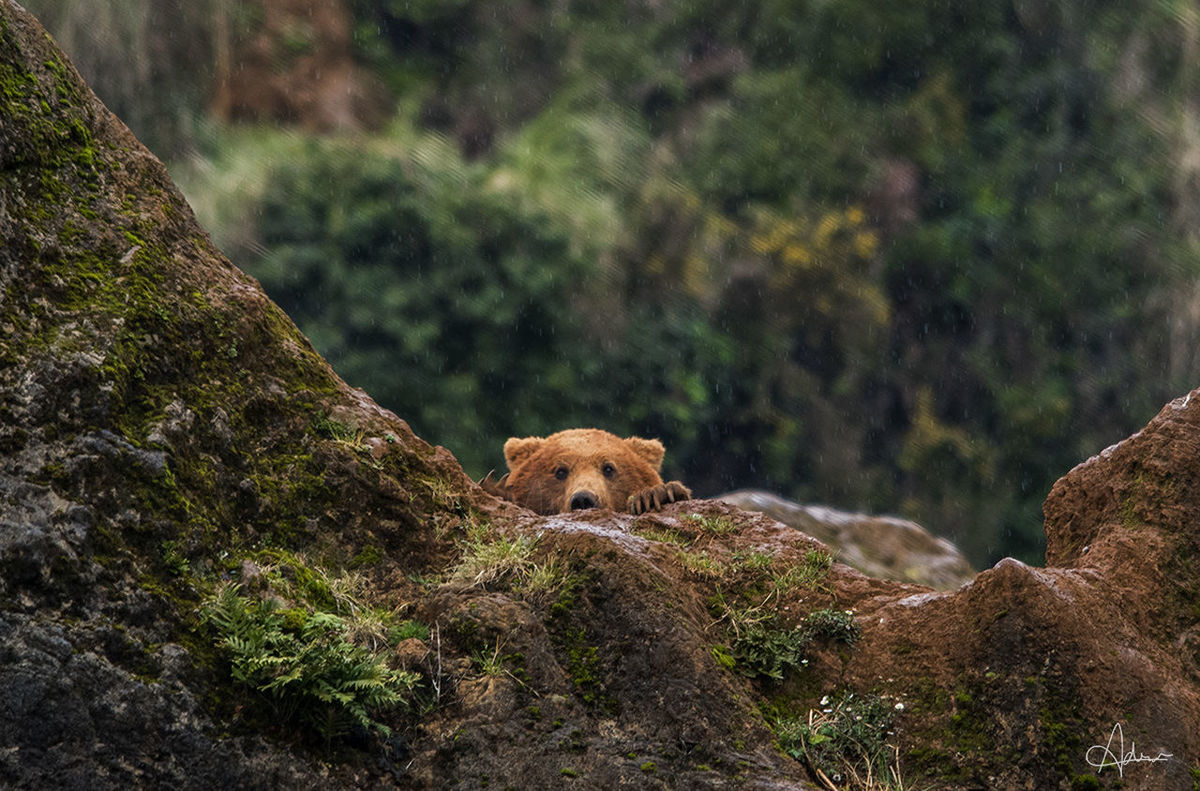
[479,428,691,515]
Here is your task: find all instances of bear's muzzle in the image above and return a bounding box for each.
[569,490,600,510]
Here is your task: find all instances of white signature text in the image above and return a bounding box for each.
[1085,723,1172,778]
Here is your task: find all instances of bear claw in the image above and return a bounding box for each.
[627,481,692,515]
[478,470,511,500]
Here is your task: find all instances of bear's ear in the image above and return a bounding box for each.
[504,436,546,470]
[625,437,665,472]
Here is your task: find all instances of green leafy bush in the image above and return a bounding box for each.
[243,139,599,476]
[202,583,419,743]
[731,609,860,681]
[802,608,861,646]
[732,623,810,681]
[771,692,899,789]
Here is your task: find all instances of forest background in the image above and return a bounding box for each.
[25,0,1200,567]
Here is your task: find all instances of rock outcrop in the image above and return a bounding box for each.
[719,490,975,590]
[3,3,1199,789]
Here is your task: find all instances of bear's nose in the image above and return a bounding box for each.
[569,490,599,510]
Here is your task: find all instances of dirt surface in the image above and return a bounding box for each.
[2,3,1199,788]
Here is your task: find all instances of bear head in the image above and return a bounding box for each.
[501,428,668,515]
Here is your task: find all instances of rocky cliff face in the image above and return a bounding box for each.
[2,3,1198,789]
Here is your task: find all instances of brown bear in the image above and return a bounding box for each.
[479,428,691,515]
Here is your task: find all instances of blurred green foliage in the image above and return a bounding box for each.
[247,140,596,472]
[35,0,1200,565]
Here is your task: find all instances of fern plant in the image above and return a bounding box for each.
[731,609,860,681]
[731,622,809,681]
[202,583,419,744]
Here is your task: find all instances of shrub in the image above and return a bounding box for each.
[730,609,860,681]
[202,583,419,744]
[770,692,899,790]
[731,623,809,681]
[802,608,861,646]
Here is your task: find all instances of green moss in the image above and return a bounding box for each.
[0,31,103,221]
[683,513,738,535]
[560,628,607,705]
[945,690,991,754]
[632,526,690,546]
[710,644,737,671]
[246,548,338,609]
[1040,701,1089,781]
[1119,470,1176,531]
[349,544,384,568]
[546,574,615,711]
[312,413,357,442]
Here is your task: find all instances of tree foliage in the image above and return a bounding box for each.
[41,0,1200,565]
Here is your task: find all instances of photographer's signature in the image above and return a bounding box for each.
[1085,723,1172,778]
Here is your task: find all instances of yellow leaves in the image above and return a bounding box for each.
[814,212,840,247]
[748,203,888,328]
[750,219,802,256]
[754,204,877,271]
[853,230,878,260]
[704,210,738,239]
[898,387,995,484]
[628,186,886,331]
[782,242,813,268]
[857,286,891,326]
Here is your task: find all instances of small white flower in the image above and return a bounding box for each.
[894,702,905,711]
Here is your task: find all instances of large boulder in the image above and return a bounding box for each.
[3,3,1199,788]
[719,490,975,590]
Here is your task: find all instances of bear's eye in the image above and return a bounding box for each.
[554,465,569,481]
[602,462,616,478]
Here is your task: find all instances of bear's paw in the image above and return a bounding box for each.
[627,481,692,515]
